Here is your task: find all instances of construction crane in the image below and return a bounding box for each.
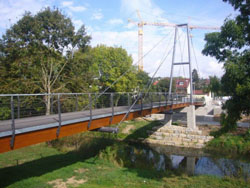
[128,10,220,71]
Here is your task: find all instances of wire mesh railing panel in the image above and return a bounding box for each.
[0,96,11,120]
[0,92,205,122]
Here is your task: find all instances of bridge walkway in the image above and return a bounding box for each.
[0,93,203,153]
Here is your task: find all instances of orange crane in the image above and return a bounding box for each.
[128,10,220,71]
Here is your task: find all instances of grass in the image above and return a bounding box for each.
[113,119,161,140]
[0,119,249,188]
[206,129,250,157]
[0,142,249,188]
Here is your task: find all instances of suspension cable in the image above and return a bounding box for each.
[80,30,173,111]
[190,32,200,77]
[117,31,175,125]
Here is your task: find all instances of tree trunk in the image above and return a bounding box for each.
[45,88,51,115]
[114,95,120,107]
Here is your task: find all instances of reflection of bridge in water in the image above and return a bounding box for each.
[117,143,250,178]
[0,92,204,153]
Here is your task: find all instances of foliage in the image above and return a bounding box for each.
[207,131,250,156]
[209,76,222,96]
[136,70,151,90]
[86,45,138,93]
[0,8,141,117]
[153,77,176,93]
[202,1,250,130]
[0,7,91,115]
[192,69,199,83]
[65,47,100,93]
[191,69,211,92]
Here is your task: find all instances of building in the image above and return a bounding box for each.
[176,78,212,104]
[176,78,190,94]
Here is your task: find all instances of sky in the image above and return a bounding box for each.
[0,0,238,78]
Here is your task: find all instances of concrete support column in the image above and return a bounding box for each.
[186,157,196,176]
[187,105,196,130]
[164,113,172,126]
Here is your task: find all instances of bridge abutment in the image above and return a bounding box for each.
[147,105,213,149]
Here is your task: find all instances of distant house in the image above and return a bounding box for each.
[176,78,190,94]
[176,78,212,103]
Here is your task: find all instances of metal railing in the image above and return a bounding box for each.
[0,92,204,148]
[0,92,204,121]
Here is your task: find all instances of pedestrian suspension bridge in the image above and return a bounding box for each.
[0,92,204,153]
[0,23,208,153]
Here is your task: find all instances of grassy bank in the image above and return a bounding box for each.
[0,119,249,187]
[206,128,250,157]
[0,142,249,188]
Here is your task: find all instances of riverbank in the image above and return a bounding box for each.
[0,119,249,187]
[206,128,250,157]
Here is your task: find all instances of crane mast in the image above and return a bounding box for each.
[128,10,220,71]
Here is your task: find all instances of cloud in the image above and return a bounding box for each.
[61,1,86,12]
[108,19,124,25]
[69,6,86,12]
[119,0,223,78]
[91,10,103,20]
[121,0,164,22]
[0,0,46,30]
[61,1,73,7]
[73,19,83,30]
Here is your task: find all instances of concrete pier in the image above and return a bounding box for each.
[187,105,197,130]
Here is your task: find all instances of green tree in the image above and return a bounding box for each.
[136,71,151,90]
[202,0,250,131]
[192,69,199,83]
[87,45,138,105]
[154,77,175,93]
[209,76,222,96]
[65,47,99,93]
[0,8,91,114]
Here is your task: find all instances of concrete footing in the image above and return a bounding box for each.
[145,104,214,148]
[164,114,172,126]
[187,105,197,130]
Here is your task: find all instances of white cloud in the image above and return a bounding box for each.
[91,10,103,20]
[61,1,86,12]
[0,0,46,30]
[89,0,224,79]
[121,0,165,22]
[61,1,73,7]
[108,19,124,25]
[73,19,83,30]
[69,6,86,12]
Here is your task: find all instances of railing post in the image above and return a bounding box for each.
[17,95,20,119]
[110,93,114,124]
[10,96,15,149]
[140,93,143,115]
[165,92,167,109]
[158,92,161,108]
[50,94,53,114]
[95,93,97,109]
[88,93,92,129]
[56,94,62,137]
[127,93,130,106]
[75,94,78,112]
[150,93,153,110]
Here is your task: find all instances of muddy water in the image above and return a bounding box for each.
[102,142,250,179]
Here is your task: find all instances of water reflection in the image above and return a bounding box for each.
[107,143,250,178]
